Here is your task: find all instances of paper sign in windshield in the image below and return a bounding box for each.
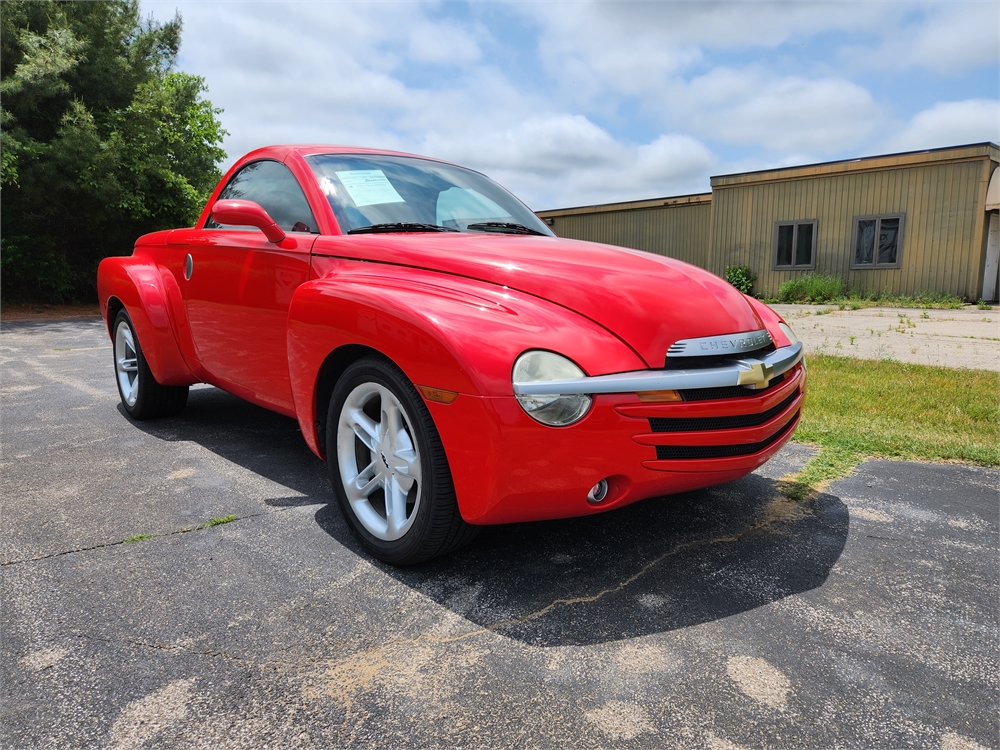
[335,170,405,207]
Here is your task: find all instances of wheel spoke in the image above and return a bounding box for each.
[383,401,403,443]
[127,374,138,402]
[385,475,408,536]
[391,447,419,490]
[345,460,381,502]
[347,408,379,451]
[117,357,138,373]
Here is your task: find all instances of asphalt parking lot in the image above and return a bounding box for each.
[2,317,997,749]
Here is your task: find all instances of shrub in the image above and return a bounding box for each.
[724,265,757,295]
[778,274,844,303]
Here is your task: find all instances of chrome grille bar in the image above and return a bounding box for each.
[512,341,803,396]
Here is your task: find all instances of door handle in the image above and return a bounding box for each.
[184,254,193,280]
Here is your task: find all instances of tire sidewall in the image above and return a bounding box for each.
[327,357,439,564]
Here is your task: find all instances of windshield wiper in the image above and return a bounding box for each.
[466,222,547,236]
[348,223,459,235]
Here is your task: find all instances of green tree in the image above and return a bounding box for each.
[1,0,226,302]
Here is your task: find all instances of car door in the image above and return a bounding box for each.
[179,159,318,413]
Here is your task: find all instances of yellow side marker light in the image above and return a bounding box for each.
[637,390,682,403]
[418,386,459,404]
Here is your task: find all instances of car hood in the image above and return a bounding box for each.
[311,233,764,368]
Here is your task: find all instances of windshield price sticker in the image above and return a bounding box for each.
[335,170,405,207]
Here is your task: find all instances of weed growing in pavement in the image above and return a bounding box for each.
[978,299,994,310]
[199,515,237,529]
[116,516,240,546]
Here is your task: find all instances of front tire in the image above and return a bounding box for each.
[113,309,188,420]
[327,355,477,564]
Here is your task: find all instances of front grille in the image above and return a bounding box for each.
[680,372,786,402]
[663,345,774,370]
[648,390,799,433]
[654,413,798,460]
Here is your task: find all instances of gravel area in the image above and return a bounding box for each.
[772,304,1000,371]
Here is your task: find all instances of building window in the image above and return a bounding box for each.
[773,220,817,270]
[851,214,904,269]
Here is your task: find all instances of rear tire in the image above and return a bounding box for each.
[327,355,477,564]
[113,309,188,420]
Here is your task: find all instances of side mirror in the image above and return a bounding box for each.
[211,199,286,243]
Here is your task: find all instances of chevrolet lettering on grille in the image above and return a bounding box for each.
[666,329,773,358]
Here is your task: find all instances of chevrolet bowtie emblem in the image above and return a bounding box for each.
[737,361,775,387]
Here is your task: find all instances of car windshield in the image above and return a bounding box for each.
[304,153,554,236]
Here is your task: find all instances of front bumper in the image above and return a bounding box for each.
[430,356,806,525]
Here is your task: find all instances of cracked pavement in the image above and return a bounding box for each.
[1,317,997,749]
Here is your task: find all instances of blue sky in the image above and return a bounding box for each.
[142,1,999,210]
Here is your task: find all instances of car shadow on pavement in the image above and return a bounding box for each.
[124,385,333,506]
[368,478,849,646]
[135,386,849,648]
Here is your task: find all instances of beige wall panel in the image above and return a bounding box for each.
[973,160,995,300]
[543,147,997,300]
[711,158,992,298]
[547,203,712,269]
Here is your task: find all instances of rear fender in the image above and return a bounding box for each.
[287,263,646,457]
[97,254,196,386]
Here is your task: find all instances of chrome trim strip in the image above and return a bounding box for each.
[512,341,803,396]
[666,329,772,357]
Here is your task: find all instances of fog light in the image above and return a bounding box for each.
[587,479,609,504]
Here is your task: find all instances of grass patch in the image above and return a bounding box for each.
[776,274,844,303]
[199,514,237,529]
[761,280,967,309]
[121,533,154,543]
[786,355,999,494]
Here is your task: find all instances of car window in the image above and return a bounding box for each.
[304,153,554,236]
[206,160,317,233]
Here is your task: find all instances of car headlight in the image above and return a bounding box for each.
[512,351,592,427]
[778,322,799,346]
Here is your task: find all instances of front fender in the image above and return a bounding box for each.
[287,261,646,457]
[744,295,794,348]
[97,253,196,386]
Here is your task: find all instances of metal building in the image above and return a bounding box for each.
[537,143,1000,302]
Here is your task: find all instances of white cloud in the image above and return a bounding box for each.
[893,99,1000,152]
[521,1,889,103]
[463,126,716,209]
[153,1,719,207]
[676,68,881,154]
[139,1,996,210]
[840,3,1000,74]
